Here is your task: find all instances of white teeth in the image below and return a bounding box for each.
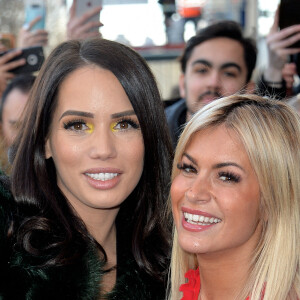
[183,212,221,225]
[86,173,118,181]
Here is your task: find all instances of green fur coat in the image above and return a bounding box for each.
[0,183,165,300]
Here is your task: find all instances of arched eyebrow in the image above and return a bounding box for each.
[59,110,137,121]
[59,110,94,121]
[111,110,135,118]
[183,153,197,165]
[183,153,245,172]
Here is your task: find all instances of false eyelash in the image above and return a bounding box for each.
[116,117,140,129]
[177,163,197,173]
[219,171,241,183]
[63,119,86,130]
[177,163,191,170]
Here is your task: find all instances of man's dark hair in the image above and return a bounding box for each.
[0,74,36,121]
[180,20,257,82]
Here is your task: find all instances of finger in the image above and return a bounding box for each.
[78,31,102,40]
[76,21,103,36]
[27,36,48,47]
[27,16,42,31]
[31,29,48,36]
[271,33,300,51]
[0,58,26,72]
[0,49,22,65]
[69,0,76,19]
[2,72,15,81]
[267,25,300,44]
[277,47,300,57]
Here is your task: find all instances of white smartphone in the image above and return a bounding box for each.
[24,0,46,31]
[75,0,102,32]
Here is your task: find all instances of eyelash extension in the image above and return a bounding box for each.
[177,163,196,171]
[63,119,86,130]
[116,117,140,130]
[219,171,241,183]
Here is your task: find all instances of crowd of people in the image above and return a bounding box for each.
[0,1,299,299]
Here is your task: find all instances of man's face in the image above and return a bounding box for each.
[179,37,250,120]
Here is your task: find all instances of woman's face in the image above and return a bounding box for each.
[45,66,144,218]
[171,125,261,257]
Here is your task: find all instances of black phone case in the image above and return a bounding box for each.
[0,46,45,74]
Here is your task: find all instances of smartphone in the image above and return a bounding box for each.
[279,0,300,48]
[0,46,45,74]
[24,0,46,31]
[75,0,102,32]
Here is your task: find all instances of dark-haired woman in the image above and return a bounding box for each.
[0,38,172,299]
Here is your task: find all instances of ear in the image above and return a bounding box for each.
[45,138,52,159]
[179,73,186,99]
[245,81,256,94]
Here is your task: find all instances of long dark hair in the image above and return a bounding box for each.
[10,38,173,282]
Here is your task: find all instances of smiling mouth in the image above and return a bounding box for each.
[183,212,221,225]
[85,173,118,181]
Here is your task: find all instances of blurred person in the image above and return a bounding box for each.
[66,0,103,40]
[0,38,172,299]
[165,20,257,147]
[168,94,300,300]
[18,16,49,48]
[0,74,36,173]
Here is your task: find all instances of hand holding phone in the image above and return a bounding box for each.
[24,0,46,31]
[279,0,300,48]
[0,46,44,75]
[67,0,103,39]
[18,16,48,48]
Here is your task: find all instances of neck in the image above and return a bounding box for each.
[70,200,119,258]
[198,250,250,300]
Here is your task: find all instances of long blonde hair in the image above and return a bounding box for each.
[168,94,300,300]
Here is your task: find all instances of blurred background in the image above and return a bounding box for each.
[0,0,279,100]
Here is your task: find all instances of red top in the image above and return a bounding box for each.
[179,268,251,300]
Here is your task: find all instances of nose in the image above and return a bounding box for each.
[89,127,117,160]
[206,71,221,90]
[185,175,212,203]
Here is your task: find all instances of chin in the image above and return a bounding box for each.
[177,232,209,255]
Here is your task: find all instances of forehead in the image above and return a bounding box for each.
[185,125,249,164]
[188,37,247,70]
[55,66,133,114]
[3,88,29,114]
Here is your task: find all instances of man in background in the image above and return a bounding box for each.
[165,20,257,147]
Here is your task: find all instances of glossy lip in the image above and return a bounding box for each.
[181,206,221,232]
[83,167,122,190]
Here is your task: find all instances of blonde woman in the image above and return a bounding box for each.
[168,94,300,300]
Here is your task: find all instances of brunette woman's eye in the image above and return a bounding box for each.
[63,120,90,132]
[111,118,140,132]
